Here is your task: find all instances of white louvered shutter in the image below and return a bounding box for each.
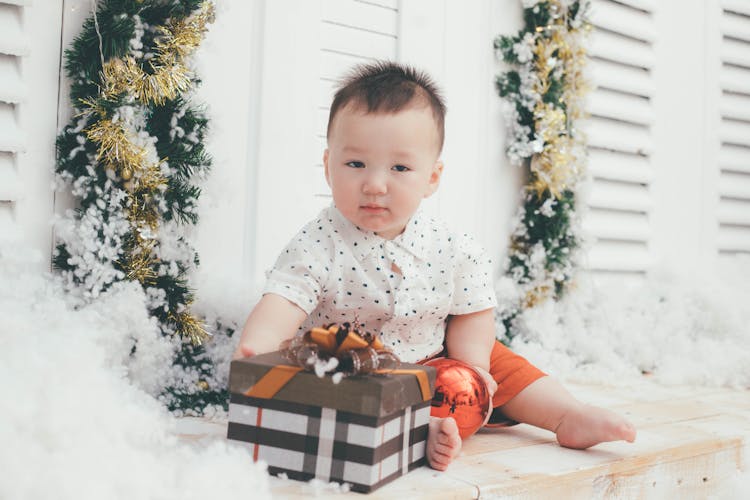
[311,0,399,208]
[583,0,655,281]
[0,0,62,267]
[715,0,750,264]
[0,0,28,240]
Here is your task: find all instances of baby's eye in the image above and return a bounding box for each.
[346,161,365,168]
[392,164,410,172]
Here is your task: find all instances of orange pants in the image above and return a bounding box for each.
[489,340,546,408]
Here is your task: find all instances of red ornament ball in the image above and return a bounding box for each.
[424,357,492,439]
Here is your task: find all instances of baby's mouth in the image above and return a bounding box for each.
[360,204,387,213]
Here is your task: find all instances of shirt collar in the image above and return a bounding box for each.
[329,204,431,262]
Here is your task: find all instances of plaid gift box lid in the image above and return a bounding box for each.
[228,351,436,417]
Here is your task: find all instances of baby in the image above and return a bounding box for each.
[233,61,636,470]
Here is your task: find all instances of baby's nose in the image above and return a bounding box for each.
[362,170,387,194]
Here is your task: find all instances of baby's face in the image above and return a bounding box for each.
[324,103,443,240]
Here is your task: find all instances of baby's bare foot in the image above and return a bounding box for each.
[427,416,462,471]
[556,404,636,449]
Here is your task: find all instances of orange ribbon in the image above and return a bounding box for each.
[246,323,432,401]
[307,323,385,354]
[244,365,302,398]
[245,364,432,402]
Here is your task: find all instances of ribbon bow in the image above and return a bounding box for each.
[282,322,399,377]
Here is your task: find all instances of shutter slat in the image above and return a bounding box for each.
[590,58,654,97]
[721,37,750,69]
[722,0,750,17]
[589,149,652,183]
[722,12,750,43]
[318,79,335,110]
[587,179,652,213]
[0,201,17,238]
[356,0,397,9]
[0,103,24,153]
[721,93,750,122]
[589,0,655,42]
[585,117,652,155]
[0,152,19,201]
[718,198,750,225]
[588,90,652,126]
[718,171,750,199]
[0,4,29,56]
[718,225,750,250]
[719,120,750,146]
[719,144,750,173]
[0,54,24,103]
[320,21,396,60]
[322,0,398,36]
[720,65,750,95]
[583,208,650,242]
[316,108,330,137]
[610,0,653,13]
[589,31,655,69]
[320,50,372,82]
[587,240,652,272]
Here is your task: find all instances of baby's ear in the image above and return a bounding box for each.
[425,160,444,197]
[323,149,331,186]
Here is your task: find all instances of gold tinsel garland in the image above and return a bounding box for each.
[527,3,590,200]
[80,1,215,344]
[522,1,591,308]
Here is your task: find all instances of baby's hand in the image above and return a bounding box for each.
[472,366,497,397]
[232,344,256,361]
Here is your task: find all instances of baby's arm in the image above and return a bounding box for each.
[445,309,497,392]
[428,308,496,470]
[232,293,308,360]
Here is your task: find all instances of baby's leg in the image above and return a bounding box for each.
[426,416,462,471]
[499,376,636,449]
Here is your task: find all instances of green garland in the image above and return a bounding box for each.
[494,0,591,343]
[54,0,230,414]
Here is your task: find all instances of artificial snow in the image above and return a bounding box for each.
[499,259,750,389]
[0,241,270,500]
[2,232,749,498]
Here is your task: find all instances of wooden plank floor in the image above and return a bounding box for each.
[177,381,749,499]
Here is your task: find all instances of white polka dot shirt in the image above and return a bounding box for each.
[263,204,498,363]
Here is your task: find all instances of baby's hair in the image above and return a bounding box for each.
[327,61,446,150]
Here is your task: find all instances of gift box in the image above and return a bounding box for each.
[227,351,436,493]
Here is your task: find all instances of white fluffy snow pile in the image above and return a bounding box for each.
[498,259,750,388]
[0,241,270,500]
